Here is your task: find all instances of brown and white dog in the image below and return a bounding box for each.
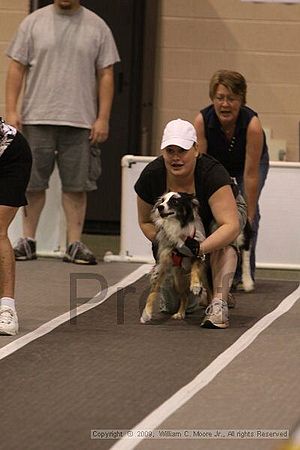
[140,192,210,324]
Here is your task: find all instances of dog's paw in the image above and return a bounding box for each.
[242,277,255,292]
[171,312,185,320]
[140,309,152,324]
[190,282,202,296]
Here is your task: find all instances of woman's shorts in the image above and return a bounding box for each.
[209,193,248,252]
[0,131,32,207]
[22,125,102,192]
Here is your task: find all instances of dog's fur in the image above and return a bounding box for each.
[140,192,210,324]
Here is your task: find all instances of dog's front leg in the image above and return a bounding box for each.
[140,252,171,324]
[172,296,188,320]
[140,289,159,323]
[171,268,188,320]
[190,261,203,295]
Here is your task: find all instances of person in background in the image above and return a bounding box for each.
[194,69,269,290]
[5,0,120,264]
[0,118,32,335]
[135,119,247,329]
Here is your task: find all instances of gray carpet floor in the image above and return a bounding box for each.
[0,259,299,450]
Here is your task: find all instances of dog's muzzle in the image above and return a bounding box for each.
[157,205,175,218]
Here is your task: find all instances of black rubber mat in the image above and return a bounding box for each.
[0,278,298,450]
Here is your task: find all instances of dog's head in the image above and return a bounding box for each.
[152,192,199,229]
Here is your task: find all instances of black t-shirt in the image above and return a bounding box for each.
[134,153,233,233]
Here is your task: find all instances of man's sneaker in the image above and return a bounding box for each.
[14,238,37,261]
[63,241,97,265]
[201,299,229,329]
[0,306,19,335]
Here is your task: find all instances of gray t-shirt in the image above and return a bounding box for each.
[6,5,120,129]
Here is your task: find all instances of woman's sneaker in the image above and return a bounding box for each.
[201,299,229,329]
[63,241,97,265]
[0,306,19,335]
[14,238,37,260]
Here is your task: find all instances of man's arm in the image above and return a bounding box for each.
[90,65,114,145]
[5,59,27,129]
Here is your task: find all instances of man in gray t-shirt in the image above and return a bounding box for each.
[6,0,120,265]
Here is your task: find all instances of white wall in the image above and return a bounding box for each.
[105,156,300,270]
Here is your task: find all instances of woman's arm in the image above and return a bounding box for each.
[243,116,264,222]
[194,113,208,154]
[201,185,240,254]
[137,196,156,242]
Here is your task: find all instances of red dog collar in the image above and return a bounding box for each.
[172,252,183,267]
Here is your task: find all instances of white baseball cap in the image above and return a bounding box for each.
[160,118,197,150]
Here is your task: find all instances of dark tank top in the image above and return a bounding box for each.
[200,104,268,176]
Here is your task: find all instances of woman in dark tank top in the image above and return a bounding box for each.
[194,69,269,289]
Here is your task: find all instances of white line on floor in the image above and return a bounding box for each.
[110,284,300,450]
[0,264,152,361]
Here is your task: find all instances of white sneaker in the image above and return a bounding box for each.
[201,299,229,329]
[0,306,19,335]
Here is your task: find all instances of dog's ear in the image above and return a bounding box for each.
[178,192,194,200]
[153,194,164,208]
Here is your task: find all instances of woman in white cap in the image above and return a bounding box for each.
[135,118,246,329]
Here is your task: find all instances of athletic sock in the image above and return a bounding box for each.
[0,297,16,311]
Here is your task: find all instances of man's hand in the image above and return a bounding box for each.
[89,118,109,145]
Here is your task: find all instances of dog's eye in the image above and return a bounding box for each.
[169,197,179,207]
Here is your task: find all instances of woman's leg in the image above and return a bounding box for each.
[235,155,269,282]
[0,206,19,336]
[249,156,269,279]
[0,206,18,298]
[210,246,237,301]
[201,246,237,329]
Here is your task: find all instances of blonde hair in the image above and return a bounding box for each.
[209,70,247,105]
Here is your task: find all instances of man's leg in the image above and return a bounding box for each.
[14,190,46,261]
[62,191,87,243]
[15,125,55,260]
[58,127,99,264]
[22,190,46,239]
[62,191,96,265]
